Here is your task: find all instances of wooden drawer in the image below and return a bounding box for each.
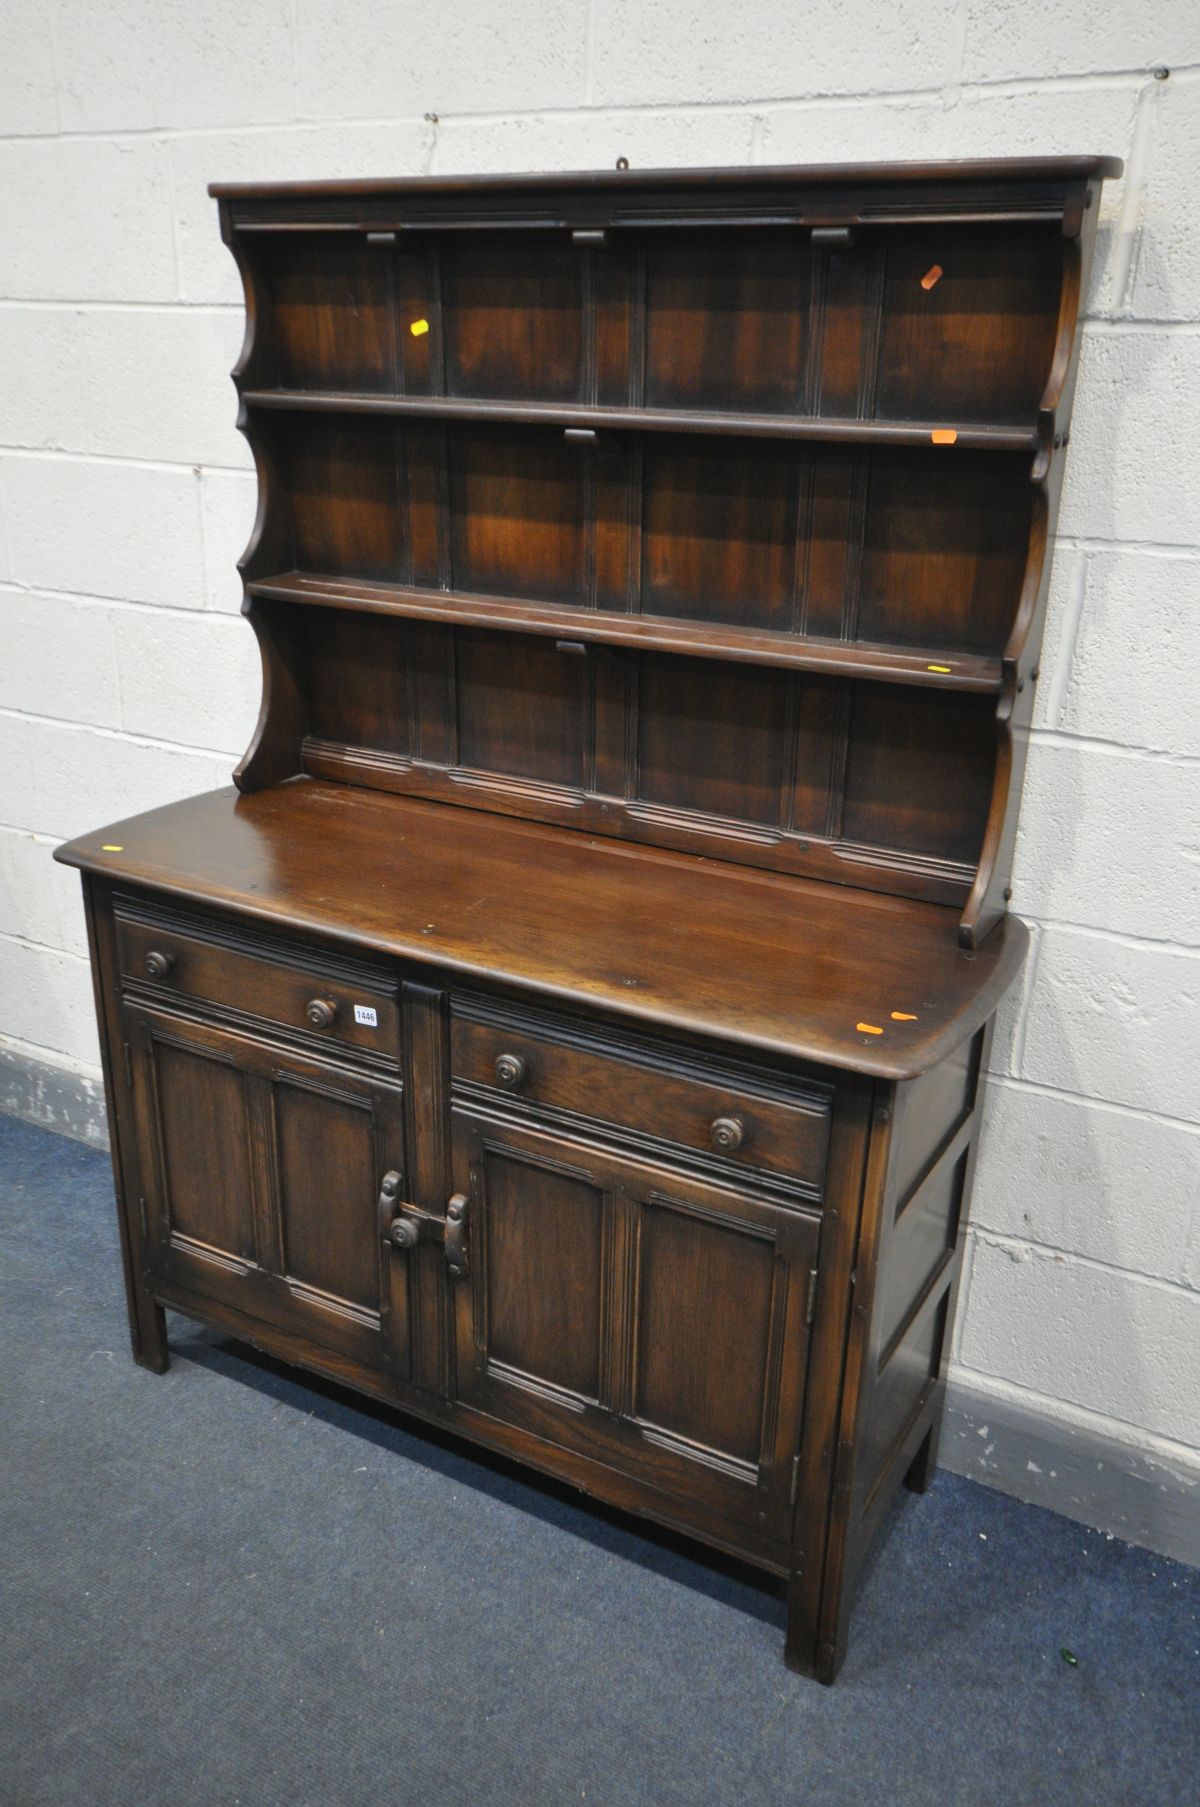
[115,911,399,1061]
[450,1007,831,1194]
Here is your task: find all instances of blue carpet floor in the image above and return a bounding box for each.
[1,1111,1196,1806]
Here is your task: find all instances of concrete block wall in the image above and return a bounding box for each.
[1,1,1197,1553]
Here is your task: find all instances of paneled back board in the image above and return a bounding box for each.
[57,160,1119,1681]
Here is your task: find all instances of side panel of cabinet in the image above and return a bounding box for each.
[124,1006,408,1375]
[788,1026,993,1683]
[449,1109,820,1540]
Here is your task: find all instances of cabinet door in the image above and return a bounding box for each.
[450,1109,820,1539]
[125,1006,408,1374]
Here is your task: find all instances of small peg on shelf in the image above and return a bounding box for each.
[811,226,856,250]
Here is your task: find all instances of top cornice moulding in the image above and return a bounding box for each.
[208,155,1123,200]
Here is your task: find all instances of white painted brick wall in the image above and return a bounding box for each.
[958,2,1200,83]
[1038,550,1200,755]
[1015,745,1199,943]
[1,1,1196,1505]
[198,469,262,611]
[973,1087,1200,1287]
[960,1236,1200,1447]
[56,0,297,134]
[1,455,207,604]
[1131,74,1200,320]
[0,139,178,300]
[293,0,591,120]
[1017,929,1200,1124]
[587,0,966,104]
[76,310,249,469]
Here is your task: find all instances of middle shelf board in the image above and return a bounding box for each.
[246,407,1036,662]
[246,571,1004,693]
[243,389,1039,453]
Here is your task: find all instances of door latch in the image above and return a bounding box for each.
[377,1173,469,1279]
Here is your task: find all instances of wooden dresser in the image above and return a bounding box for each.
[57,157,1119,1681]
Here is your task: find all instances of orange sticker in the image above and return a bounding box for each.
[891,1011,918,1022]
[101,844,123,852]
[856,1022,884,1036]
[410,318,430,337]
[921,264,943,290]
[931,428,958,445]
[927,663,952,674]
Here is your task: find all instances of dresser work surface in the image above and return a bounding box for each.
[59,779,1026,1078]
[58,156,1118,1680]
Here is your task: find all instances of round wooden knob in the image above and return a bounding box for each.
[144,950,174,980]
[494,1053,527,1089]
[710,1115,746,1153]
[306,998,338,1029]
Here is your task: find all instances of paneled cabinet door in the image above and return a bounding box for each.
[450,1109,821,1540]
[124,1006,408,1375]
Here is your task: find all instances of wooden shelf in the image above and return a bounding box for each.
[242,389,1038,453]
[246,570,1005,693]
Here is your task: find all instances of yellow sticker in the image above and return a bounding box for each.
[856,1022,884,1036]
[931,428,958,445]
[410,318,430,337]
[926,664,952,674]
[101,844,123,852]
[891,1011,918,1022]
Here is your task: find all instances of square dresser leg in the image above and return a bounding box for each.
[129,1287,170,1374]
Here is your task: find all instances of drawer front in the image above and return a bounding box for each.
[116,912,399,1061]
[451,1007,831,1194]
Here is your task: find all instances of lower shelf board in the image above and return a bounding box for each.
[246,570,1005,694]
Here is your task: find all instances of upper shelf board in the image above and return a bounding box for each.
[243,391,1039,452]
